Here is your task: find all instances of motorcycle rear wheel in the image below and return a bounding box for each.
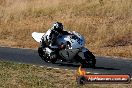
[38,47,57,63]
[38,47,51,63]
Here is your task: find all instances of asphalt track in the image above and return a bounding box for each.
[0,47,132,76]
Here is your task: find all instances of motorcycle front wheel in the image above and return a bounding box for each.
[79,51,96,68]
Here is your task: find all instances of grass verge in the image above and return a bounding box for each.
[0,61,132,88]
[0,0,132,58]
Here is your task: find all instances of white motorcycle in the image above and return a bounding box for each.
[32,31,96,68]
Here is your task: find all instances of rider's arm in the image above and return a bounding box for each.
[42,29,52,42]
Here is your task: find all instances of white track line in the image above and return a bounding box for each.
[47,67,52,69]
[40,66,44,68]
[53,68,60,70]
[9,61,101,75]
[93,73,99,74]
[64,69,68,70]
[32,65,36,67]
[18,63,21,64]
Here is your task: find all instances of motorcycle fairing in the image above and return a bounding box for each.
[57,32,85,49]
[59,49,80,61]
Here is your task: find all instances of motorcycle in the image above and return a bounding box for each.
[32,31,96,68]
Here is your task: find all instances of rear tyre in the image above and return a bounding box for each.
[38,47,43,58]
[38,47,51,63]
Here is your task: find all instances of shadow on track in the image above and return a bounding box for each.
[55,62,120,71]
[93,66,120,70]
[55,62,80,67]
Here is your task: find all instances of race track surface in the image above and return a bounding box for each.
[0,47,132,76]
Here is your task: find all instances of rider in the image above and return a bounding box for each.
[42,22,70,48]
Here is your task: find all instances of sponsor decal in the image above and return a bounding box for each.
[76,66,131,84]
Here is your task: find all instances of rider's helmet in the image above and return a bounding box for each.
[52,22,63,32]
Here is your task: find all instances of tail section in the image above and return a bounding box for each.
[32,32,45,43]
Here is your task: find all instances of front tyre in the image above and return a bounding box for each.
[38,47,43,58]
[79,51,96,68]
[76,76,86,85]
[85,51,96,68]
